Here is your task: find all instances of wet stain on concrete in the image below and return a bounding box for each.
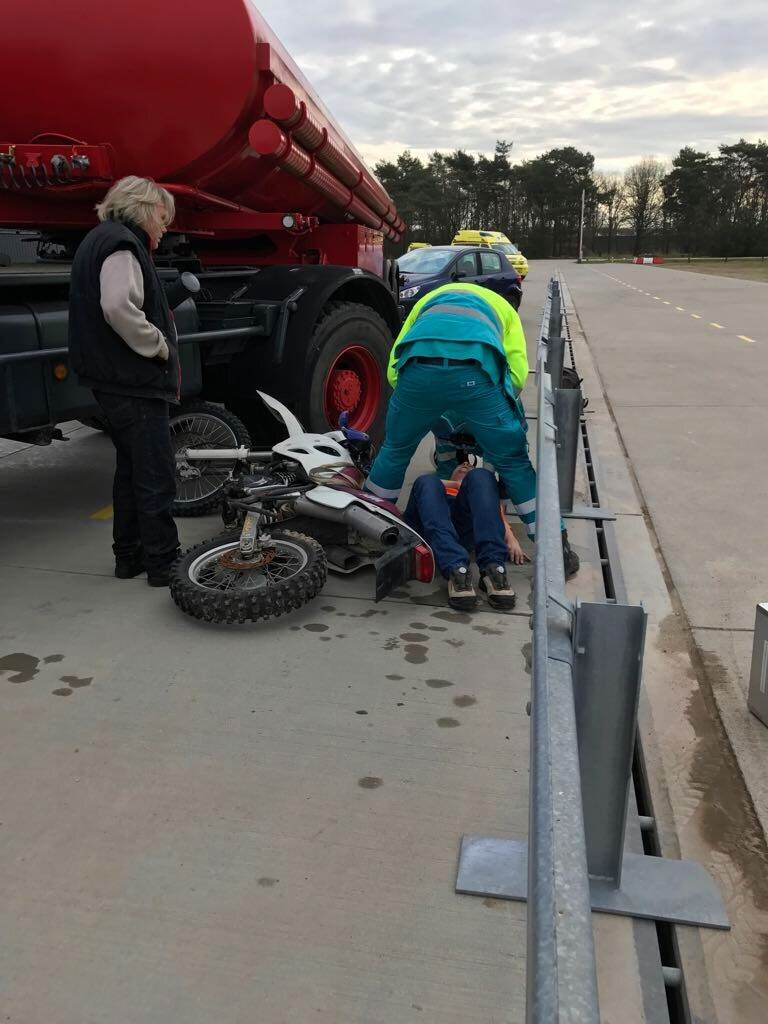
[400,632,429,642]
[257,877,279,887]
[383,638,400,651]
[437,717,460,728]
[404,644,428,665]
[409,622,428,630]
[355,710,368,715]
[335,634,347,639]
[369,631,380,636]
[453,695,477,708]
[321,606,336,612]
[396,702,404,707]
[521,642,532,676]
[428,625,447,632]
[60,675,92,689]
[358,609,386,619]
[319,637,331,642]
[303,623,329,633]
[290,626,301,631]
[432,609,471,624]
[443,638,464,649]
[358,776,383,789]
[0,653,40,684]
[426,678,453,688]
[409,587,447,607]
[655,612,768,1017]
[52,688,73,697]
[473,624,503,636]
[483,897,507,910]
[386,674,404,681]
[43,654,64,664]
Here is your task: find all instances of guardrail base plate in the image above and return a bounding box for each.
[561,505,616,521]
[456,835,729,930]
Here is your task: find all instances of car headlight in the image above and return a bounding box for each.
[400,285,421,300]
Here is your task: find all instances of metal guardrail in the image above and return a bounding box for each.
[580,255,767,264]
[456,276,729,1023]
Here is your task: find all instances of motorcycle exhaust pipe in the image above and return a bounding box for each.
[295,497,399,547]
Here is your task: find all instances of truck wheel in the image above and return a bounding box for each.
[170,401,251,518]
[303,301,391,440]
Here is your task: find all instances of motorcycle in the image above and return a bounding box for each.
[170,393,435,624]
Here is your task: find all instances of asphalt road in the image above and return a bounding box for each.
[559,261,767,635]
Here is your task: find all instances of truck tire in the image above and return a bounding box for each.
[303,301,391,441]
[170,529,327,624]
[170,401,251,518]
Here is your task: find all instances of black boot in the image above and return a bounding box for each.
[115,551,145,579]
[562,530,580,579]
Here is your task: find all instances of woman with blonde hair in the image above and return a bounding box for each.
[68,176,181,586]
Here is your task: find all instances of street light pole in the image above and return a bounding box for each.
[578,188,585,263]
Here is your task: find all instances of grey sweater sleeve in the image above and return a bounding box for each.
[99,251,169,361]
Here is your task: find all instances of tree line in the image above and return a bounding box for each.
[374,139,768,259]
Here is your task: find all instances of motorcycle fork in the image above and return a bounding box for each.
[238,512,263,558]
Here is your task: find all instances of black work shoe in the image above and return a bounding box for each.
[447,565,477,611]
[479,564,517,610]
[115,556,145,579]
[562,530,580,579]
[147,566,173,588]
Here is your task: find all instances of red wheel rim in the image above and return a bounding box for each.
[322,345,382,431]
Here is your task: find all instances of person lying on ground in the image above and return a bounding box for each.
[431,412,579,579]
[404,463,528,612]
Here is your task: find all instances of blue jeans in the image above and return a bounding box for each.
[366,362,537,537]
[404,469,508,577]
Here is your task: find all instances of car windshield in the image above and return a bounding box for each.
[397,249,456,274]
[493,243,520,255]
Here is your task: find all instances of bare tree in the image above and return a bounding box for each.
[595,172,627,255]
[624,158,665,255]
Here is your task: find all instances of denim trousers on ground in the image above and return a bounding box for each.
[366,362,537,537]
[94,392,180,571]
[404,469,509,577]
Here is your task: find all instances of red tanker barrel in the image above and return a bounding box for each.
[0,0,402,237]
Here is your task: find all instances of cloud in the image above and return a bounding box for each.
[256,0,768,171]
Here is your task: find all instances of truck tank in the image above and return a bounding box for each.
[0,0,404,251]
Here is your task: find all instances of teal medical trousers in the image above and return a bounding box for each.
[366,362,537,538]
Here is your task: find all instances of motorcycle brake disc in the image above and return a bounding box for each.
[218,546,277,571]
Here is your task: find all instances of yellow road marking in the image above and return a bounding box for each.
[663,300,671,305]
[675,306,685,311]
[90,504,114,520]
[653,295,661,300]
[691,314,702,319]
[710,322,724,329]
[738,335,756,344]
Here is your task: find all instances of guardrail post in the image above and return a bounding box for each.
[544,335,565,389]
[554,387,581,514]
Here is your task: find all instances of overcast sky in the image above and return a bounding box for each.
[256,0,768,173]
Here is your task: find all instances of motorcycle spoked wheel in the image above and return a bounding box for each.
[170,529,327,624]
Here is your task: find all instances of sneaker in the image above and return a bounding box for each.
[562,530,580,579]
[479,564,517,610]
[115,554,145,579]
[447,565,477,611]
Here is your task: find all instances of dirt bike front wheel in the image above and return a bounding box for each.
[170,529,327,624]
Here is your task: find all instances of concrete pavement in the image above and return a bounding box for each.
[0,286,664,1023]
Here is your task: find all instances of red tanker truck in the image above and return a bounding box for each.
[0,0,404,514]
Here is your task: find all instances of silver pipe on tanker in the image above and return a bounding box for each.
[248,120,400,241]
[263,82,401,231]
